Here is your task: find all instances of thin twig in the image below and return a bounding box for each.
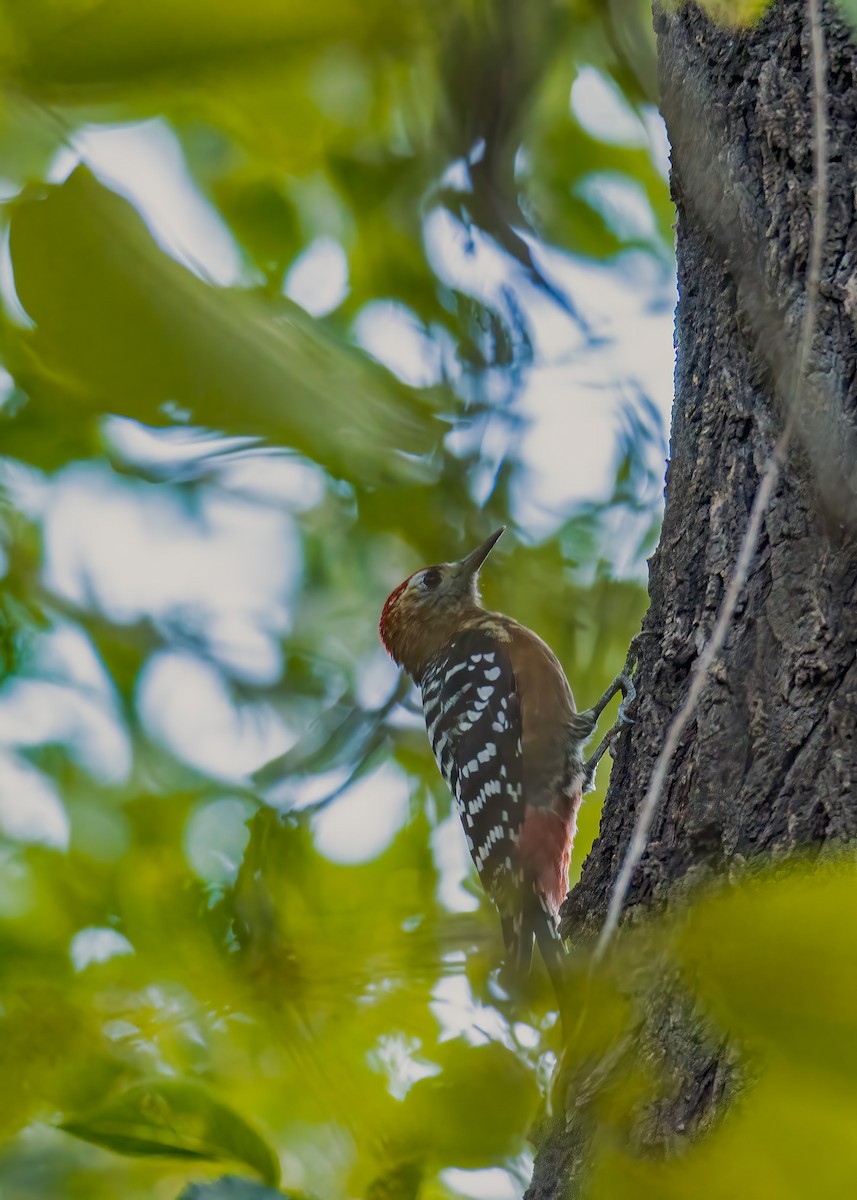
[594,0,829,963]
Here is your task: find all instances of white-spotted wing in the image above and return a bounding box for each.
[421,630,524,906]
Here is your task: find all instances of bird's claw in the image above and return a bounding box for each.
[615,676,637,727]
[580,670,639,786]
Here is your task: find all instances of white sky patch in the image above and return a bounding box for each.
[441,1167,524,1200]
[425,213,673,398]
[521,243,674,381]
[263,765,350,811]
[353,301,448,387]
[184,796,255,885]
[42,463,297,685]
[354,650,401,711]
[509,249,674,534]
[367,1033,441,1101]
[0,458,48,519]
[425,206,550,322]
[572,66,671,185]
[0,177,22,201]
[137,652,291,781]
[424,225,675,536]
[30,622,115,695]
[103,418,257,478]
[0,753,70,849]
[386,696,425,734]
[0,365,16,412]
[0,225,34,327]
[515,365,619,507]
[432,813,480,913]
[312,762,410,863]
[50,119,244,286]
[644,109,672,181]
[104,417,329,510]
[2,624,132,785]
[513,1022,541,1050]
[430,974,509,1045]
[70,926,134,972]
[0,679,131,785]
[576,172,658,243]
[571,66,649,147]
[284,236,349,316]
[217,453,327,511]
[440,157,471,192]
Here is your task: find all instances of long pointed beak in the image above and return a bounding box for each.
[454,526,506,582]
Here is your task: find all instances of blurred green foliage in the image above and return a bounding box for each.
[591,865,857,1200]
[0,0,673,1196]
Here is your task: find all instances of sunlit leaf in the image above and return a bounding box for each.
[835,0,857,32]
[693,0,771,23]
[392,1040,539,1168]
[674,866,857,1081]
[591,867,857,1199]
[60,1080,280,1185]
[593,1067,857,1200]
[8,168,443,484]
[0,0,418,94]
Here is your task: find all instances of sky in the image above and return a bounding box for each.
[1,79,676,869]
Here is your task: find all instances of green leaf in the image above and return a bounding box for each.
[674,867,857,1081]
[592,866,857,1199]
[392,1040,539,1168]
[693,0,771,22]
[835,0,857,33]
[60,1080,280,1186]
[0,0,417,95]
[212,177,301,279]
[8,167,444,485]
[593,1066,857,1200]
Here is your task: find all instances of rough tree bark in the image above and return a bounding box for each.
[527,1,857,1196]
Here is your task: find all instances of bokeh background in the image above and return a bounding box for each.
[0,2,675,1197]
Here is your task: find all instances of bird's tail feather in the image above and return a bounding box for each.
[501,912,534,979]
[501,892,571,1031]
[532,899,572,1031]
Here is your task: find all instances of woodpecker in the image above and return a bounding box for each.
[379,527,633,1015]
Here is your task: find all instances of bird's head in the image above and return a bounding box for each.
[380,527,505,681]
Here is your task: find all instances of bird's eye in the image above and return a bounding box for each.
[421,567,442,591]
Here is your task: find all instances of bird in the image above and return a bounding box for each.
[379,526,633,1020]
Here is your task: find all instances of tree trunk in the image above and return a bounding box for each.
[528,1,857,1195]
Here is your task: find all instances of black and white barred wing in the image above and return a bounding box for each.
[421,631,524,908]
